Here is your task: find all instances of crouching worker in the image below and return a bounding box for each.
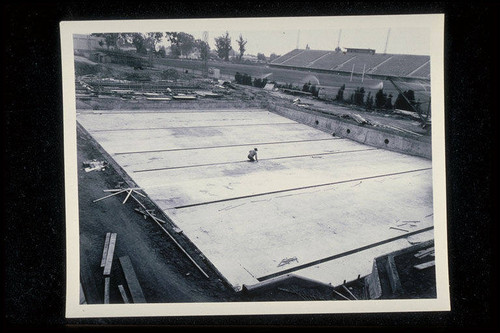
[247,148,258,162]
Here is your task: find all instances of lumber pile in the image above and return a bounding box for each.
[80,232,147,304]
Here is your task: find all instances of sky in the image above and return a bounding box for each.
[72,15,438,57]
[185,27,430,57]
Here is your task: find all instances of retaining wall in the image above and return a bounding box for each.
[266,101,432,159]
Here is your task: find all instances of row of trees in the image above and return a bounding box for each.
[234,72,268,88]
[335,85,419,111]
[91,32,279,62]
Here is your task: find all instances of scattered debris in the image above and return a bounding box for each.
[277,257,298,267]
[83,160,108,172]
[389,226,409,233]
[342,284,358,300]
[332,288,350,300]
[134,207,166,224]
[93,187,144,203]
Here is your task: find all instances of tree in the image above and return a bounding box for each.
[215,31,232,61]
[336,84,345,101]
[178,32,195,57]
[165,32,181,58]
[195,39,210,61]
[131,33,148,54]
[257,53,266,61]
[146,32,164,53]
[165,32,196,58]
[91,33,120,50]
[354,87,365,106]
[375,89,387,108]
[269,53,279,62]
[311,84,319,97]
[365,92,374,110]
[237,34,247,62]
[394,89,416,111]
[384,94,393,109]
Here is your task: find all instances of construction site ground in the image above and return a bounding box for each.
[77,119,368,303]
[77,88,434,304]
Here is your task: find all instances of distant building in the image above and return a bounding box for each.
[73,34,105,56]
[345,48,376,55]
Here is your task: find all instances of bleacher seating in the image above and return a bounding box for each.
[269,49,430,79]
[271,49,304,64]
[368,54,430,77]
[308,52,356,70]
[408,62,430,79]
[347,54,392,73]
[281,50,330,67]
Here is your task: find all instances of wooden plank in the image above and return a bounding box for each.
[414,247,435,258]
[122,189,133,204]
[342,284,358,300]
[414,260,435,270]
[118,285,130,304]
[103,233,117,276]
[100,232,111,267]
[93,189,127,203]
[104,277,110,304]
[119,256,146,303]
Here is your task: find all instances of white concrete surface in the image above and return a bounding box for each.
[77,108,434,290]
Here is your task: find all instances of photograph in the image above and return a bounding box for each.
[61,14,450,318]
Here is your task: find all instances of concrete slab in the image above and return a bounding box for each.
[77,108,434,291]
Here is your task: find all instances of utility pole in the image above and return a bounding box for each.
[336,29,342,51]
[383,28,391,54]
[202,31,209,77]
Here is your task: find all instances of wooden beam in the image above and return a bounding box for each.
[119,256,146,303]
[103,233,117,276]
[342,284,358,300]
[103,187,143,192]
[122,189,133,204]
[332,288,350,300]
[414,260,435,270]
[100,232,111,267]
[104,277,110,304]
[118,285,130,304]
[93,189,128,203]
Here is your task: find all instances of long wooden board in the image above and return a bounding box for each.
[100,232,111,267]
[118,285,130,304]
[104,277,110,304]
[103,233,117,275]
[119,256,146,303]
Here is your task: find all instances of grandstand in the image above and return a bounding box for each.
[270,49,430,80]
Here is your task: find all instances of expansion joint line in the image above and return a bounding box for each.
[173,167,432,209]
[133,148,377,173]
[90,122,297,132]
[114,138,339,155]
[257,226,434,282]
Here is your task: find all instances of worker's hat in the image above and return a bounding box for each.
[254,148,258,151]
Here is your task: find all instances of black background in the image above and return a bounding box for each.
[2,1,498,331]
